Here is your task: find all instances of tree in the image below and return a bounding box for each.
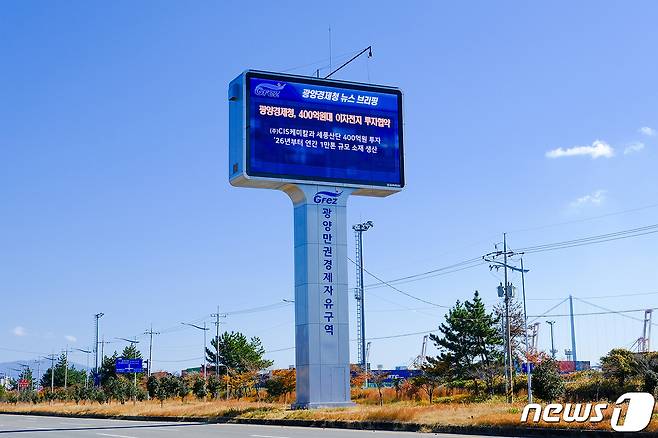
[493,299,526,360]
[412,362,446,404]
[635,352,658,395]
[426,291,502,395]
[121,344,142,360]
[147,375,158,399]
[207,375,221,399]
[350,364,367,388]
[370,371,388,406]
[155,379,167,407]
[192,376,208,400]
[601,348,637,387]
[161,375,180,399]
[532,358,565,401]
[206,331,273,374]
[391,377,403,400]
[177,377,190,403]
[40,353,87,388]
[265,369,296,402]
[98,352,119,386]
[231,371,258,399]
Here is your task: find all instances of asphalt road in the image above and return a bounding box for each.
[0,415,523,438]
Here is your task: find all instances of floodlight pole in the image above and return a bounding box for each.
[353,220,373,370]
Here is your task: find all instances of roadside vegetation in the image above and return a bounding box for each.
[3,292,658,432]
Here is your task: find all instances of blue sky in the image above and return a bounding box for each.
[1,1,657,377]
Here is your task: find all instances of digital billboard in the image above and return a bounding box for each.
[229,71,404,195]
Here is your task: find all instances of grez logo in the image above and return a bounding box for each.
[313,191,342,205]
[254,82,285,98]
[521,392,655,432]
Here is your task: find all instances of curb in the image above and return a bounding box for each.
[0,410,651,437]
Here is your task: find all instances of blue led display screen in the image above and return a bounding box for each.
[246,72,404,188]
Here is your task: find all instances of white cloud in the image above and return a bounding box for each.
[570,190,606,208]
[639,126,656,137]
[12,326,26,336]
[65,335,77,343]
[546,140,614,159]
[624,142,645,155]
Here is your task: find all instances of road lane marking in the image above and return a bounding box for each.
[250,435,290,438]
[96,433,139,438]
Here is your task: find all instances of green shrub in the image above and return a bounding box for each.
[532,358,565,402]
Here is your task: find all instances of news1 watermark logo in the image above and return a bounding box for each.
[521,392,655,432]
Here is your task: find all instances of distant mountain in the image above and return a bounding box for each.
[0,359,88,381]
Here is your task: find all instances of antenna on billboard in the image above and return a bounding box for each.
[325,45,373,80]
[329,26,332,73]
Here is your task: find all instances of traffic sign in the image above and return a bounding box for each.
[115,358,143,374]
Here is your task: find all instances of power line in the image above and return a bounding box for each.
[573,297,658,326]
[156,356,204,364]
[529,308,658,317]
[528,298,569,324]
[364,257,484,289]
[517,224,658,254]
[349,257,451,308]
[508,202,658,234]
[224,301,292,316]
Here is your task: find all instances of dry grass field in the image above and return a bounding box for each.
[2,398,657,432]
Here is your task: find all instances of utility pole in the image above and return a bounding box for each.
[62,346,74,390]
[546,321,557,359]
[182,321,210,379]
[502,234,513,403]
[100,336,110,365]
[211,307,226,380]
[483,234,529,404]
[144,325,160,377]
[353,220,373,370]
[569,295,577,366]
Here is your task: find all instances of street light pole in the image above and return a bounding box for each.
[94,312,104,385]
[182,322,210,379]
[520,257,532,403]
[74,348,92,388]
[218,364,229,400]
